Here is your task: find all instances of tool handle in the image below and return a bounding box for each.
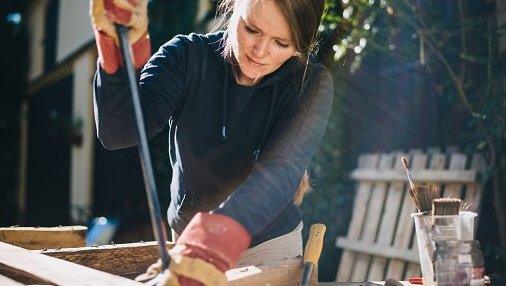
[401,157,415,189]
[303,224,326,265]
[115,24,170,271]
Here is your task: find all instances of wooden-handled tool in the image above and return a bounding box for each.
[300,223,326,286]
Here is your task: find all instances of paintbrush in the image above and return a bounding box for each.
[432,197,463,241]
[401,157,440,214]
[432,198,462,216]
[412,184,441,214]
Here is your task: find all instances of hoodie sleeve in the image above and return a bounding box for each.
[93,35,189,150]
[213,65,333,238]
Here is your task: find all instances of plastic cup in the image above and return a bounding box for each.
[412,213,436,286]
[459,211,477,240]
[411,211,477,286]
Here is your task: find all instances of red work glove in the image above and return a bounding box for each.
[89,0,151,74]
[136,212,251,286]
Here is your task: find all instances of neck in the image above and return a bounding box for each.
[230,58,262,86]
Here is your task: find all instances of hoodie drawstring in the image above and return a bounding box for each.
[220,67,279,163]
[220,66,229,147]
[252,82,278,162]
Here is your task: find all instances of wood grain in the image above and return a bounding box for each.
[0,226,86,250]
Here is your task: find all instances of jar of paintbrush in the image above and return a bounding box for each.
[401,158,483,286]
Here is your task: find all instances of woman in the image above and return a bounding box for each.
[90,0,333,284]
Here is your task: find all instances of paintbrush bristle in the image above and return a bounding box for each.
[410,184,440,213]
[461,200,472,211]
[432,198,462,216]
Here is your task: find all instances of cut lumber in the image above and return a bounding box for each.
[0,273,25,286]
[0,226,86,249]
[0,241,141,285]
[43,241,306,285]
[2,240,305,285]
[40,241,173,279]
[227,257,304,286]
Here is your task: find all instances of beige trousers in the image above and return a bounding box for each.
[237,221,303,266]
[171,221,303,267]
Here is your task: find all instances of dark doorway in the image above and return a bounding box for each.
[25,75,73,226]
[93,141,152,242]
[44,0,59,72]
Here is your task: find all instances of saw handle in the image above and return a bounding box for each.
[303,224,326,266]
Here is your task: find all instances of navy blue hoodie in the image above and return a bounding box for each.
[93,31,333,246]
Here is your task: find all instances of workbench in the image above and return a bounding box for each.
[0,226,413,285]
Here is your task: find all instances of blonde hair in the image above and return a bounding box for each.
[294,170,311,206]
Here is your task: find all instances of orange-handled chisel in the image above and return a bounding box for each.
[300,223,326,286]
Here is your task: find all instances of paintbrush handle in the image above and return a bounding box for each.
[401,157,415,189]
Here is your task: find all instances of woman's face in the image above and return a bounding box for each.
[231,0,298,85]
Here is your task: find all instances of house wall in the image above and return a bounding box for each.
[26,0,97,224]
[69,51,96,223]
[27,0,49,81]
[57,0,94,63]
[27,0,94,79]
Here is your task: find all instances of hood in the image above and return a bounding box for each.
[202,31,305,162]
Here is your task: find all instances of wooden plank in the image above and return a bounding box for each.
[0,226,86,250]
[350,169,477,183]
[442,153,467,199]
[0,262,54,285]
[385,153,428,280]
[351,154,395,282]
[0,273,25,286]
[43,241,306,285]
[0,241,141,286]
[4,240,307,286]
[335,237,419,264]
[463,154,486,213]
[227,257,304,286]
[336,154,379,282]
[40,241,174,279]
[367,153,407,281]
